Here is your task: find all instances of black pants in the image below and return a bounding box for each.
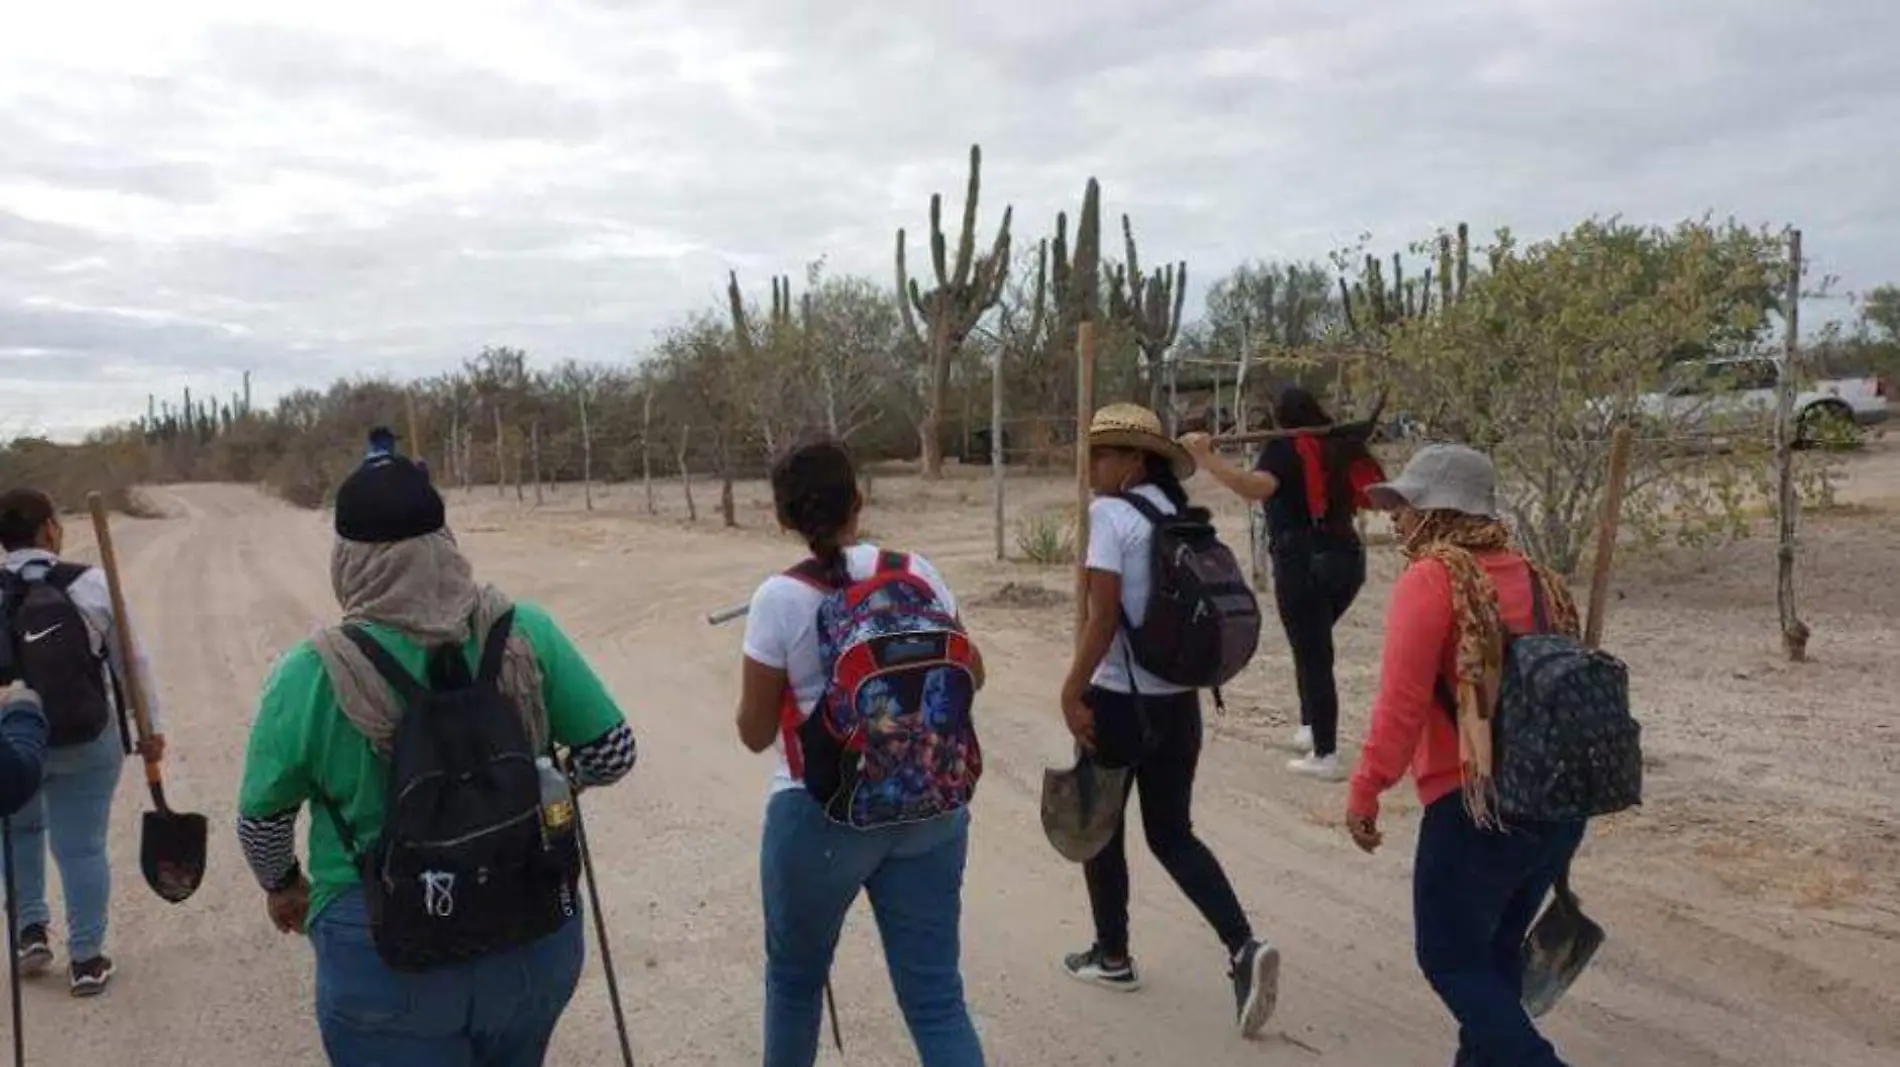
[1270,536,1367,757]
[1082,686,1253,959]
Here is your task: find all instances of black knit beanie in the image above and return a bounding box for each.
[334,456,445,543]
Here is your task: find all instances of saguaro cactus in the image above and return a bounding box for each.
[1050,177,1102,359]
[896,144,1013,478]
[1341,221,1470,337]
[1108,213,1186,408]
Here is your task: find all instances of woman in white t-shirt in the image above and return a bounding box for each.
[735,437,987,1067]
[1057,404,1280,1039]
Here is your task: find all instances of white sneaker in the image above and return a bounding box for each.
[1291,725,1314,752]
[1287,753,1343,781]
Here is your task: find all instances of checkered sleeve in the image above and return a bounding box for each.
[236,809,301,891]
[569,722,636,788]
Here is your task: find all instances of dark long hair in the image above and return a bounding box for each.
[1141,452,1191,512]
[1275,387,1373,534]
[769,436,860,584]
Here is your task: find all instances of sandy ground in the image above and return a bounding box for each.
[12,438,1898,1066]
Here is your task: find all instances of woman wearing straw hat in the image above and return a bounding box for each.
[1057,403,1280,1038]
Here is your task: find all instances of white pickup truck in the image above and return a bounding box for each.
[1632,356,1891,445]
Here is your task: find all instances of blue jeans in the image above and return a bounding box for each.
[4,727,123,961]
[760,789,983,1067]
[309,888,586,1067]
[1414,795,1587,1067]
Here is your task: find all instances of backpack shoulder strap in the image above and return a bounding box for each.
[44,562,90,591]
[339,626,430,705]
[1113,490,1165,525]
[476,608,516,686]
[1526,563,1551,635]
[876,550,909,575]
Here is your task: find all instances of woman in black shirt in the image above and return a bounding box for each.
[1180,388,1382,780]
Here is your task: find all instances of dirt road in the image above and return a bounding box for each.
[21,478,1896,1066]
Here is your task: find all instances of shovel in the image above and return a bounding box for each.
[1519,867,1605,1019]
[1040,748,1129,864]
[85,493,207,904]
[1517,424,1633,1016]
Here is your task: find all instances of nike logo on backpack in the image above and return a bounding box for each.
[23,625,61,643]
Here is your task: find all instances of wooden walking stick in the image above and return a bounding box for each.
[1206,387,1391,448]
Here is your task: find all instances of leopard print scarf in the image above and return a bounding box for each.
[1401,511,1580,828]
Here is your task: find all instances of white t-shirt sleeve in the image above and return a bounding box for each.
[740,577,803,670]
[1085,497,1126,575]
[904,553,958,616]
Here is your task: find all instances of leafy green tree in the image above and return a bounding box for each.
[1384,215,1807,573]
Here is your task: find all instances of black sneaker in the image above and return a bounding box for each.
[1063,945,1142,991]
[15,924,52,977]
[70,955,114,998]
[1230,939,1280,1037]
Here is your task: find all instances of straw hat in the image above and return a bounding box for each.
[1088,403,1196,480]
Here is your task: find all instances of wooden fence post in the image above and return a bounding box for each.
[991,343,1006,562]
[531,420,544,507]
[579,390,594,511]
[1774,228,1808,661]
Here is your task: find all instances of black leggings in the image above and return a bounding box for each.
[1082,686,1253,959]
[1270,538,1367,757]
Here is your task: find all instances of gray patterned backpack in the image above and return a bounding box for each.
[1487,570,1644,823]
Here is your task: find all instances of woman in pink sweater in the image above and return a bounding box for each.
[1345,444,1585,1067]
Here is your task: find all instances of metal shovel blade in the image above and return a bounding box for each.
[141,808,209,904]
[1519,877,1606,1019]
[1040,752,1129,864]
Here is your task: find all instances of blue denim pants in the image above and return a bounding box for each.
[1413,795,1587,1067]
[4,727,123,962]
[309,887,586,1067]
[760,789,984,1067]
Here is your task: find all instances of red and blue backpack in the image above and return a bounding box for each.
[778,551,983,829]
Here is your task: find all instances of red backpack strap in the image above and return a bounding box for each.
[875,550,909,575]
[778,685,806,779]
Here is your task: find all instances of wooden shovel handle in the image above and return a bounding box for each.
[84,493,160,786]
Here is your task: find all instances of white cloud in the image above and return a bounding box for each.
[1,0,1894,440]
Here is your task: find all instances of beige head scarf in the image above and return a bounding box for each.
[311,528,548,756]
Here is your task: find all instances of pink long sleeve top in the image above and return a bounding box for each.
[1347,549,1542,821]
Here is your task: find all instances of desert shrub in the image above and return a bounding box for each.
[0,437,156,518]
[1380,216,1814,574]
[1013,511,1075,565]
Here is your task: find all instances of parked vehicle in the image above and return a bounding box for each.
[1629,356,1890,446]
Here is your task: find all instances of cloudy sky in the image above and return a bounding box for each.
[3,0,1894,441]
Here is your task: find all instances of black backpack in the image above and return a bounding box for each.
[322,610,580,972]
[1114,492,1262,693]
[0,563,119,748]
[1446,569,1644,824]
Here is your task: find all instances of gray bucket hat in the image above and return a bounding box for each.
[1365,443,1500,518]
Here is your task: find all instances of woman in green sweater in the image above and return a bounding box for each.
[235,455,637,1066]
